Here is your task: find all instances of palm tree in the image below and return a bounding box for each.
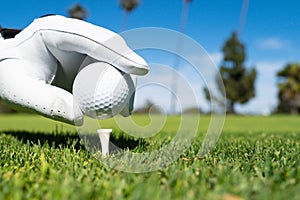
[238,0,250,37]
[119,0,139,31]
[120,0,139,12]
[170,0,192,114]
[67,3,88,20]
[277,63,300,114]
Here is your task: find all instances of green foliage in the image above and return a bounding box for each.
[222,32,245,66]
[67,3,88,20]
[0,114,299,199]
[119,0,139,12]
[276,63,300,114]
[0,99,15,113]
[183,107,201,114]
[220,32,257,113]
[134,100,162,114]
[206,32,257,114]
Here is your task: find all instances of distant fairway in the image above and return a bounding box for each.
[1,114,299,132]
[0,114,299,199]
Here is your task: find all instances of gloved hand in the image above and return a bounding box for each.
[0,15,149,125]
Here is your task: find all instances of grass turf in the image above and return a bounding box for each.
[0,114,299,199]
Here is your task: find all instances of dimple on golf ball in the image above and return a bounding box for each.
[73,62,134,119]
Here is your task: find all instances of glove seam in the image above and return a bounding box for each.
[15,29,148,70]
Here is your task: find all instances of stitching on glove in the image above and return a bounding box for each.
[14,29,147,68]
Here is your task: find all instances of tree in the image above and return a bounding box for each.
[170,0,192,114]
[134,100,162,114]
[67,3,88,20]
[119,0,139,30]
[205,32,256,114]
[0,100,15,113]
[183,107,201,114]
[120,0,139,12]
[276,63,300,114]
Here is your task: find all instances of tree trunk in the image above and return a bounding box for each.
[290,99,299,115]
[291,106,298,115]
[227,101,235,114]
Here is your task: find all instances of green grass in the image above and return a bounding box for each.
[0,114,299,199]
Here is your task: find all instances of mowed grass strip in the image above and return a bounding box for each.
[0,114,299,133]
[0,114,299,199]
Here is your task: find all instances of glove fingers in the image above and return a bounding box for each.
[0,59,83,125]
[37,15,149,75]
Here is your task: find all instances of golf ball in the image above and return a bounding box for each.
[73,62,134,119]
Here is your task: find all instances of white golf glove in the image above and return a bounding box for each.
[0,15,149,125]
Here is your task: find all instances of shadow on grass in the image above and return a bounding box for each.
[1,130,145,151]
[2,130,84,150]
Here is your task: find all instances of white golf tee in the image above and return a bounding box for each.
[97,129,112,156]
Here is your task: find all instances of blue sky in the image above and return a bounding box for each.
[1,0,300,114]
